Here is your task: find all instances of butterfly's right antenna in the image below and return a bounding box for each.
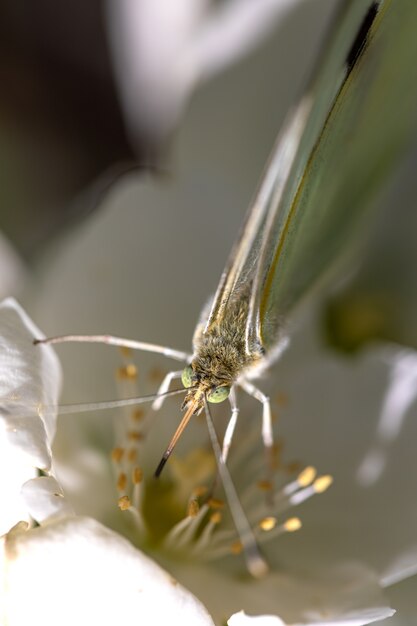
[5,387,187,419]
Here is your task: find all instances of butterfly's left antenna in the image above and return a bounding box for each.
[34,334,190,363]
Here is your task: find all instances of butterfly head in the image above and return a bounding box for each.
[181,364,231,408]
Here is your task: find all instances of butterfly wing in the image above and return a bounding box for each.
[255,0,417,352]
[204,0,417,357]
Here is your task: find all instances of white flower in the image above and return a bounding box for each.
[5,2,416,622]
[0,298,61,535]
[0,297,400,625]
[0,299,215,626]
[0,515,215,626]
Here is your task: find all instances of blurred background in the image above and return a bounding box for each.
[1,1,417,622]
[0,0,416,351]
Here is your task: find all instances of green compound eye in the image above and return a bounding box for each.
[207,386,230,404]
[181,365,194,389]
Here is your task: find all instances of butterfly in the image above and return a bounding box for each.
[35,0,417,575]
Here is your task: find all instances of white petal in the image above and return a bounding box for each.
[292,606,395,626]
[380,544,417,588]
[0,425,37,534]
[106,0,205,144]
[106,0,309,146]
[167,560,393,626]
[228,610,285,625]
[0,298,61,470]
[0,299,62,534]
[228,606,395,626]
[0,516,215,626]
[21,476,74,525]
[357,347,417,486]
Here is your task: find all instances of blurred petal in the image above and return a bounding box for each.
[106,0,206,148]
[357,348,417,487]
[106,0,307,150]
[380,545,417,589]
[292,607,395,626]
[0,516,215,626]
[172,561,393,626]
[228,607,395,626]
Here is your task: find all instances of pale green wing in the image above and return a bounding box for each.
[254,0,417,352]
[205,0,417,356]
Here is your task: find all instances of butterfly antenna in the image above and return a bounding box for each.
[4,388,187,418]
[204,399,269,578]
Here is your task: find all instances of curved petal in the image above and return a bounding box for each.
[0,516,215,626]
[228,611,285,626]
[0,298,61,470]
[0,298,61,534]
[164,560,392,626]
[228,608,396,626]
[21,476,74,525]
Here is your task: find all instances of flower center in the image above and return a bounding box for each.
[109,356,333,569]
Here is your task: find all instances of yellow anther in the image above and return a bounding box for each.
[116,364,138,380]
[313,475,333,493]
[230,541,243,555]
[259,516,277,531]
[118,495,131,511]
[285,460,303,473]
[148,366,165,383]
[297,466,317,487]
[257,480,273,492]
[127,430,144,442]
[187,499,200,518]
[131,408,145,422]
[208,498,224,510]
[111,447,125,463]
[192,486,208,498]
[117,472,127,492]
[284,517,302,532]
[132,467,143,484]
[127,448,138,463]
[275,392,288,407]
[119,347,133,358]
[210,511,222,525]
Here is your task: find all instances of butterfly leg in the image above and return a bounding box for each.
[238,379,273,450]
[238,379,276,494]
[206,388,239,500]
[34,334,191,362]
[151,370,184,411]
[221,387,240,463]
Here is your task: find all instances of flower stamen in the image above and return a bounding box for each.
[108,356,333,574]
[287,474,333,507]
